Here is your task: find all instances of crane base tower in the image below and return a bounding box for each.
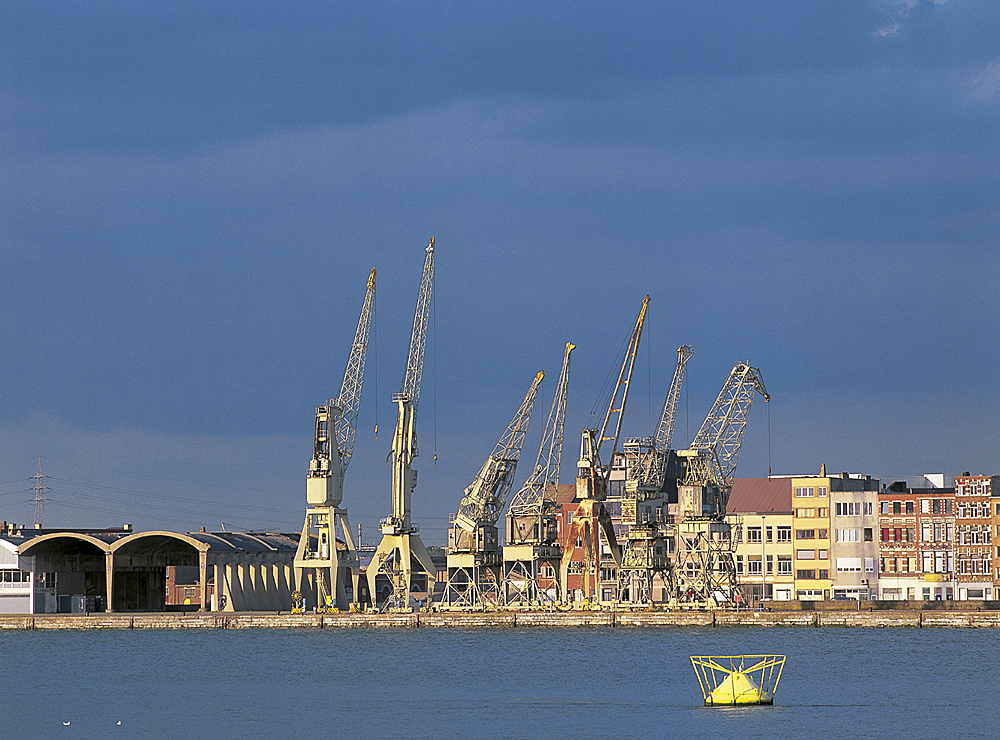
[501,543,562,607]
[615,523,672,606]
[443,523,502,608]
[366,525,436,611]
[293,506,360,611]
[671,510,737,607]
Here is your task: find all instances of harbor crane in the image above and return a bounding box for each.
[616,344,692,605]
[560,296,649,606]
[502,342,574,606]
[673,361,769,607]
[366,238,438,610]
[293,267,375,611]
[443,372,543,608]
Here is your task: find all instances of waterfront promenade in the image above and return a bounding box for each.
[5,607,1000,629]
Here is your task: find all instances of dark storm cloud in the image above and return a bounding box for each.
[0,1,998,530]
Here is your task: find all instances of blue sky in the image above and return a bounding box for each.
[1,1,998,540]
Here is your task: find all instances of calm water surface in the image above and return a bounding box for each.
[4,625,995,739]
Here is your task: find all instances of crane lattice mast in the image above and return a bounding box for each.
[453,372,543,533]
[673,360,769,608]
[501,342,574,606]
[560,296,649,606]
[293,267,376,612]
[444,372,543,608]
[616,344,692,605]
[367,238,438,611]
[507,342,574,543]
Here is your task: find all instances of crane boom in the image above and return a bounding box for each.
[400,237,435,412]
[307,267,376,508]
[635,344,692,491]
[684,361,769,491]
[367,238,438,610]
[387,237,435,528]
[508,343,574,520]
[334,267,377,475]
[561,296,649,606]
[454,372,543,532]
[578,295,649,499]
[655,345,693,457]
[295,266,375,611]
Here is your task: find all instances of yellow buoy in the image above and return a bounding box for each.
[690,655,786,706]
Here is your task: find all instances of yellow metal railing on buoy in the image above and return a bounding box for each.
[690,655,786,706]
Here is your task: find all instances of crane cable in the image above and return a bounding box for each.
[433,264,438,467]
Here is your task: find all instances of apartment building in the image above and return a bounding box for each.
[727,478,794,602]
[954,474,996,600]
[829,484,879,599]
[877,484,921,600]
[791,475,833,600]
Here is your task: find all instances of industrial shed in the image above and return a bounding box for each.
[15,529,298,613]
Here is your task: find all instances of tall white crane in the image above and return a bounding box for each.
[502,342,574,606]
[616,344,692,605]
[674,361,769,606]
[293,267,375,611]
[444,372,543,607]
[366,238,437,610]
[560,296,649,606]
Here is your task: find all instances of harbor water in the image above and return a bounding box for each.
[5,625,996,739]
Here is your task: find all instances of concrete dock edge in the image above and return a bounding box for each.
[2,609,1000,630]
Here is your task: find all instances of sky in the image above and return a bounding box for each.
[1,1,998,541]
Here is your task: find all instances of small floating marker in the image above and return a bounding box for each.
[63,721,71,726]
[690,655,786,706]
[117,721,122,726]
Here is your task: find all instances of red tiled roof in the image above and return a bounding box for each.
[728,478,792,514]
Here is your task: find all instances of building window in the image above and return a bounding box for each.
[796,570,816,580]
[747,559,762,575]
[905,501,913,514]
[796,508,816,518]
[817,487,827,497]
[746,527,761,543]
[819,569,829,579]
[836,502,863,516]
[836,528,861,543]
[777,557,792,575]
[893,501,901,515]
[837,558,862,572]
[776,526,792,543]
[796,529,815,540]
[796,549,816,560]
[818,549,828,560]
[864,528,873,542]
[795,487,815,498]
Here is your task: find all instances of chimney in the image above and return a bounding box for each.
[820,463,826,477]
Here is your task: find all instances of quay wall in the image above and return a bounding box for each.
[4,608,1000,630]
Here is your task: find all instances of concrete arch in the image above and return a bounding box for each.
[111,531,210,557]
[18,531,117,557]
[17,532,127,614]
